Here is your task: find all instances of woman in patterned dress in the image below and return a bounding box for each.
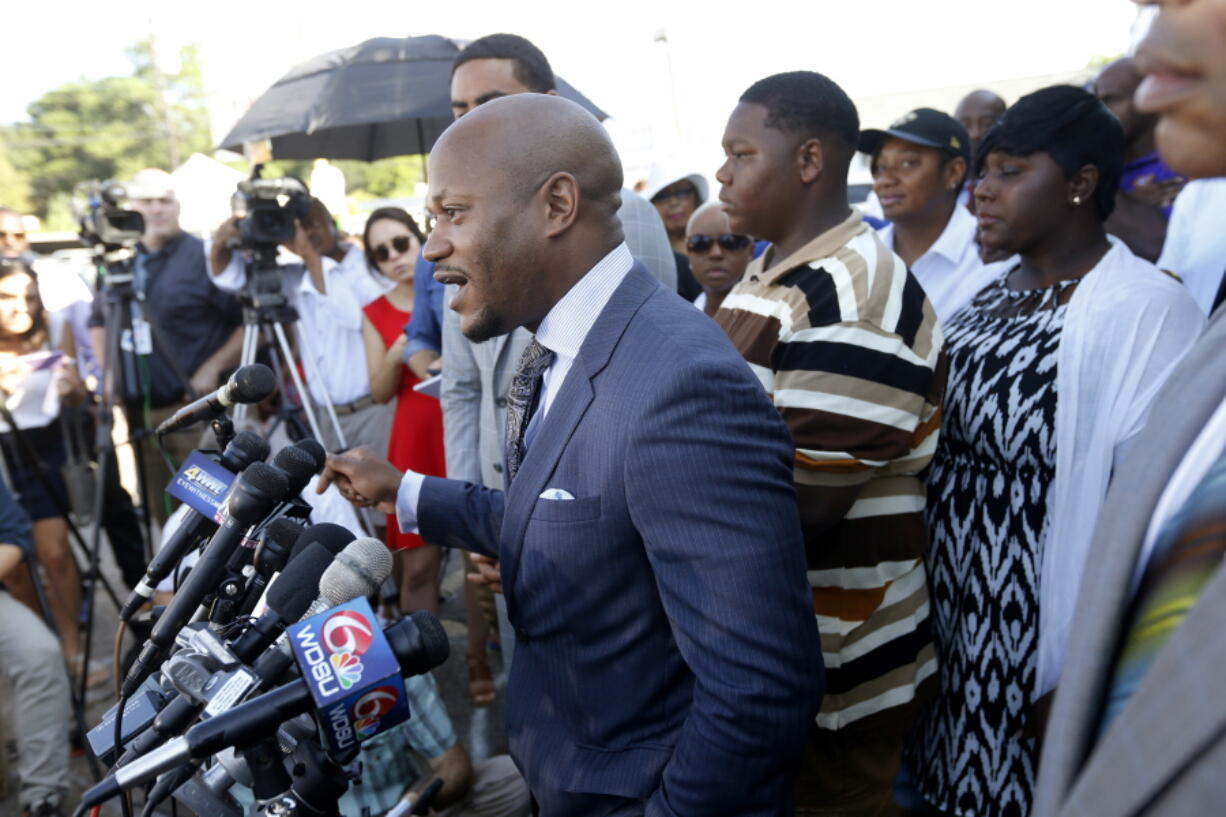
[902,87,1205,817]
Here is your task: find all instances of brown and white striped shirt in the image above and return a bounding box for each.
[716,211,944,734]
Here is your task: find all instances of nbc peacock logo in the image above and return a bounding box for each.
[321,610,376,690]
[329,651,364,689]
[351,686,400,739]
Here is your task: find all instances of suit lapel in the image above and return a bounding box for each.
[486,333,509,369]
[1048,312,1226,816]
[499,265,660,610]
[1060,564,1226,817]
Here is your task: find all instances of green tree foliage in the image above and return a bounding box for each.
[264,156,426,206]
[3,36,428,226]
[0,39,211,220]
[0,144,31,212]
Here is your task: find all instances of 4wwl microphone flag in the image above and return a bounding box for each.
[287,597,410,757]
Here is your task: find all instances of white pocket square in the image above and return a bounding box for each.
[539,488,575,500]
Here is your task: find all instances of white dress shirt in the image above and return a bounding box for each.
[1157,177,1226,316]
[877,203,1000,322]
[208,241,392,405]
[396,243,634,532]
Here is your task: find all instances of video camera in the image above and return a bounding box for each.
[74,181,145,251]
[231,168,312,249]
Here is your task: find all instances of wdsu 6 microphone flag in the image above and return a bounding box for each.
[287,596,410,758]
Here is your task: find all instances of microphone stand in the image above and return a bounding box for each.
[260,739,349,817]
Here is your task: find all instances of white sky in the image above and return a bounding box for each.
[12,0,1147,182]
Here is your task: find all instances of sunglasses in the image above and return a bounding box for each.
[686,233,751,253]
[653,187,697,204]
[372,234,415,264]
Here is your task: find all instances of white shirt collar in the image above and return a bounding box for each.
[927,203,978,265]
[880,203,977,266]
[534,243,633,361]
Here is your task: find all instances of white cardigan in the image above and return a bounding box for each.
[1035,236,1206,697]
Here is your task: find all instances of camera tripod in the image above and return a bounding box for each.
[83,245,198,708]
[231,249,377,537]
[231,251,346,445]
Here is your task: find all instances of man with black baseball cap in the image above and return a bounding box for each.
[861,107,1002,320]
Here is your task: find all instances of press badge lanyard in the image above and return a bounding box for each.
[123,250,154,357]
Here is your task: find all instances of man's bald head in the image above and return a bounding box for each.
[1094,57,1156,150]
[424,93,627,341]
[432,93,623,219]
[955,89,1007,154]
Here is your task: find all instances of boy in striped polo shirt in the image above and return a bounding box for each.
[714,71,945,816]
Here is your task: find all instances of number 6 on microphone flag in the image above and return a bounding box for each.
[287,597,410,757]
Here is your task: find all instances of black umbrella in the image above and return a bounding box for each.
[218,34,607,161]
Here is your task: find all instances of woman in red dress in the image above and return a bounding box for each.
[361,208,446,614]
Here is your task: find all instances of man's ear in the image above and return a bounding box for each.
[543,172,580,238]
[797,138,824,184]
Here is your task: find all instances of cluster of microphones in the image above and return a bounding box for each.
[78,364,451,817]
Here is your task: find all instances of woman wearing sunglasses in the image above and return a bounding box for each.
[361,208,447,613]
[685,202,752,317]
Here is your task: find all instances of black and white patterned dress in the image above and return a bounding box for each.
[905,272,1077,817]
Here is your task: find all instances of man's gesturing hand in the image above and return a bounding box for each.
[318,447,404,514]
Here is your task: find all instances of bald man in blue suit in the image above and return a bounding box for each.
[321,92,822,817]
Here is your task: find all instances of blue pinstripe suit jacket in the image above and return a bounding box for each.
[418,262,823,816]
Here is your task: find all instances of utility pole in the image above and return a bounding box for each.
[653,29,684,148]
[147,33,181,169]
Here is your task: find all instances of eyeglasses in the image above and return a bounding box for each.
[653,186,697,204]
[686,233,751,253]
[372,234,415,264]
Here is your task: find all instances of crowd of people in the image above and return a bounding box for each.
[1,1,1225,815]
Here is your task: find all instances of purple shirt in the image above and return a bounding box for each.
[1120,151,1183,219]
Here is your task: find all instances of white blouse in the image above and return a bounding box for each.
[1035,236,1206,697]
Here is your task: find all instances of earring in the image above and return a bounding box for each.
[1072,195,1082,205]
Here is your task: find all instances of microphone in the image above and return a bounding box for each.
[271,444,322,499]
[155,364,277,437]
[118,539,400,768]
[300,537,392,621]
[229,543,336,662]
[236,518,306,616]
[120,431,271,621]
[113,533,365,763]
[290,522,356,561]
[293,437,326,471]
[83,611,450,809]
[254,517,306,577]
[218,430,272,473]
[122,462,289,699]
[210,449,323,625]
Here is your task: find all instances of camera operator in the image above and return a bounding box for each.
[0,477,71,817]
[208,196,394,454]
[86,169,244,525]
